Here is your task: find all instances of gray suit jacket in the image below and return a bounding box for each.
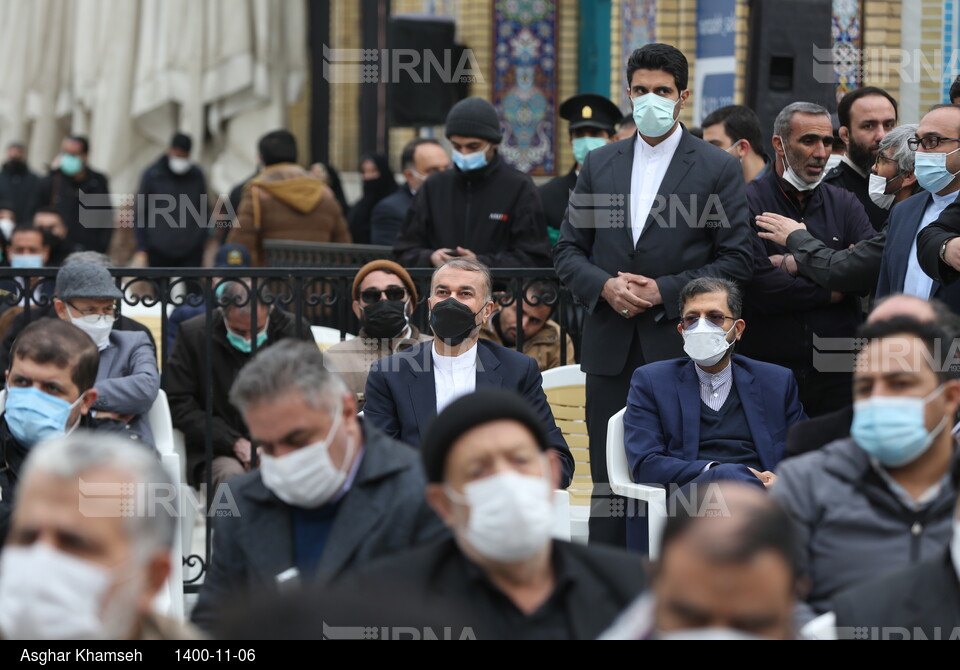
[191,423,448,632]
[91,330,159,446]
[553,128,754,375]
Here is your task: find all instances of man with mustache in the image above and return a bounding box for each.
[823,87,899,231]
[737,102,876,418]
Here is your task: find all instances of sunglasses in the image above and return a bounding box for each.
[360,286,407,303]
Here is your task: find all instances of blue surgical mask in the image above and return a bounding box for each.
[225,318,269,354]
[572,136,607,165]
[851,385,947,467]
[9,254,44,269]
[914,147,960,194]
[60,154,83,177]
[4,386,84,446]
[631,93,680,138]
[452,146,489,172]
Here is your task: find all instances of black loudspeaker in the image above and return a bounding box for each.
[745,0,839,151]
[387,16,467,126]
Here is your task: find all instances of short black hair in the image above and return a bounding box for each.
[10,319,100,392]
[836,87,898,129]
[659,485,803,585]
[9,224,47,246]
[258,130,298,167]
[625,43,688,92]
[857,316,959,383]
[701,105,766,159]
[66,135,89,155]
[679,277,742,320]
[951,75,960,103]
[400,138,442,172]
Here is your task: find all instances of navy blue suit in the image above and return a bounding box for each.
[876,191,960,313]
[364,338,574,487]
[624,355,805,488]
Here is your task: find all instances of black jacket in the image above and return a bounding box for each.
[369,186,413,246]
[538,167,578,236]
[394,153,552,268]
[0,310,155,377]
[833,549,960,639]
[823,160,889,231]
[739,170,876,370]
[33,167,113,253]
[0,162,41,224]
[0,417,29,544]
[134,156,209,259]
[917,198,960,286]
[164,307,311,485]
[350,537,646,640]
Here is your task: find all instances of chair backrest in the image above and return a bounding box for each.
[540,365,590,505]
[148,390,176,456]
[606,408,630,489]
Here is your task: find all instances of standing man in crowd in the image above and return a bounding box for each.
[823,87,899,231]
[394,97,552,268]
[701,105,771,184]
[554,42,754,546]
[539,94,622,243]
[33,135,113,254]
[0,143,40,226]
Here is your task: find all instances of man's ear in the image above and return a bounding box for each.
[679,89,691,110]
[352,300,362,321]
[425,483,455,528]
[902,171,918,191]
[772,134,786,158]
[737,139,751,160]
[79,388,98,415]
[138,551,171,616]
[53,298,67,320]
[838,126,851,146]
[733,319,746,341]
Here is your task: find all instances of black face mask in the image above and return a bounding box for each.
[362,300,408,339]
[430,298,482,346]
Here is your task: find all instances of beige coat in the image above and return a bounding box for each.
[480,315,576,372]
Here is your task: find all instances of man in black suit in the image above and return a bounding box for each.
[539,94,622,244]
[363,258,574,487]
[553,42,754,545]
[369,138,450,246]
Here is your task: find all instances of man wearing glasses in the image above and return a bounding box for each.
[325,260,431,408]
[51,262,159,445]
[623,277,805,551]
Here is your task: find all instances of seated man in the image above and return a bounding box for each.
[0,319,99,543]
[191,341,447,633]
[625,277,805,502]
[0,224,54,314]
[52,262,160,445]
[32,206,76,266]
[0,433,202,640]
[603,482,803,640]
[772,316,959,623]
[350,389,646,640]
[324,260,432,406]
[364,258,574,487]
[166,278,311,490]
[480,278,576,372]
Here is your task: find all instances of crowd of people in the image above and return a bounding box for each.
[1,40,960,640]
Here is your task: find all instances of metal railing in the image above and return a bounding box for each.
[0,266,584,591]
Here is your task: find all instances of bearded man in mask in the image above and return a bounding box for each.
[191,341,446,633]
[324,260,431,408]
[165,277,313,491]
[364,258,574,487]
[623,277,806,551]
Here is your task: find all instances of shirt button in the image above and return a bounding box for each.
[713,393,719,398]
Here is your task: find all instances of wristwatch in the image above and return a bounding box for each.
[940,238,954,263]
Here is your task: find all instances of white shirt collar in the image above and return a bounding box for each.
[636,123,683,156]
[431,340,478,371]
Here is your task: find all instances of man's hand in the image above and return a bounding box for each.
[830,291,844,304]
[756,213,807,247]
[233,438,253,470]
[748,467,778,489]
[429,248,458,267]
[768,254,798,276]
[945,237,960,272]
[618,271,662,306]
[455,247,477,260]
[601,275,652,318]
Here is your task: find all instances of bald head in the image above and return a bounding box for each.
[869,294,936,324]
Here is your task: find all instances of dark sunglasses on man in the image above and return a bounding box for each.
[360,286,407,303]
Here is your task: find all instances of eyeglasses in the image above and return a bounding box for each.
[681,313,735,330]
[874,152,896,166]
[360,286,407,303]
[907,136,960,151]
[67,301,117,322]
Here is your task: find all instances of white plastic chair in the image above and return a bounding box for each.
[312,326,355,351]
[540,365,589,544]
[606,407,668,560]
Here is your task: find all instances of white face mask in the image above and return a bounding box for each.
[447,465,554,563]
[0,217,14,241]
[68,306,116,351]
[168,156,192,175]
[868,172,900,210]
[259,400,353,508]
[776,136,824,192]
[682,318,735,367]
[0,543,125,640]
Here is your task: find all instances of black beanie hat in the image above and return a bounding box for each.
[444,97,503,144]
[421,388,549,483]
